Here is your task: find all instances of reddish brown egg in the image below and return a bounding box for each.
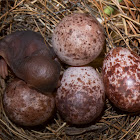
[55,67,105,125]
[102,47,140,112]
[52,13,105,66]
[3,79,55,126]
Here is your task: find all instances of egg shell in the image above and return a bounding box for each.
[52,13,105,66]
[102,47,140,112]
[3,79,55,126]
[55,66,105,125]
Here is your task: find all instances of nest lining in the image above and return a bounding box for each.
[0,0,140,140]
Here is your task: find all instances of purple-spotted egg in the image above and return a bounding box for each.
[52,13,105,66]
[102,47,140,112]
[3,79,55,126]
[55,66,105,125]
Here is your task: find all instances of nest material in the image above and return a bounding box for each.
[0,0,140,140]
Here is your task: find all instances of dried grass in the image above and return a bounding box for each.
[0,0,140,140]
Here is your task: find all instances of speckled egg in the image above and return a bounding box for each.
[52,13,105,66]
[3,79,55,126]
[102,47,140,112]
[55,66,105,125]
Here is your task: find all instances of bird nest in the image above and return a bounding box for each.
[0,0,140,140]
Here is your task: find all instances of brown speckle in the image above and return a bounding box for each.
[3,79,55,126]
[55,67,105,125]
[102,47,140,112]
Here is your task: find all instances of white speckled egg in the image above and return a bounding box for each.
[102,47,140,112]
[52,13,105,66]
[3,79,55,126]
[55,66,105,125]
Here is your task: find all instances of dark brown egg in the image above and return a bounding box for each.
[19,53,61,93]
[3,79,55,126]
[0,30,61,94]
[102,47,140,112]
[52,13,105,66]
[55,67,105,125]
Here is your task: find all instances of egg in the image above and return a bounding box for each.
[3,79,55,126]
[55,66,105,125]
[102,47,140,112]
[52,13,105,66]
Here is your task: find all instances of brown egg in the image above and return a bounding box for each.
[52,13,105,66]
[0,30,61,94]
[102,47,140,112]
[3,79,55,126]
[55,67,105,125]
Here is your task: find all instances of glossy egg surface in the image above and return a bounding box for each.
[3,79,55,126]
[102,47,140,112]
[55,66,105,125]
[52,13,105,66]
